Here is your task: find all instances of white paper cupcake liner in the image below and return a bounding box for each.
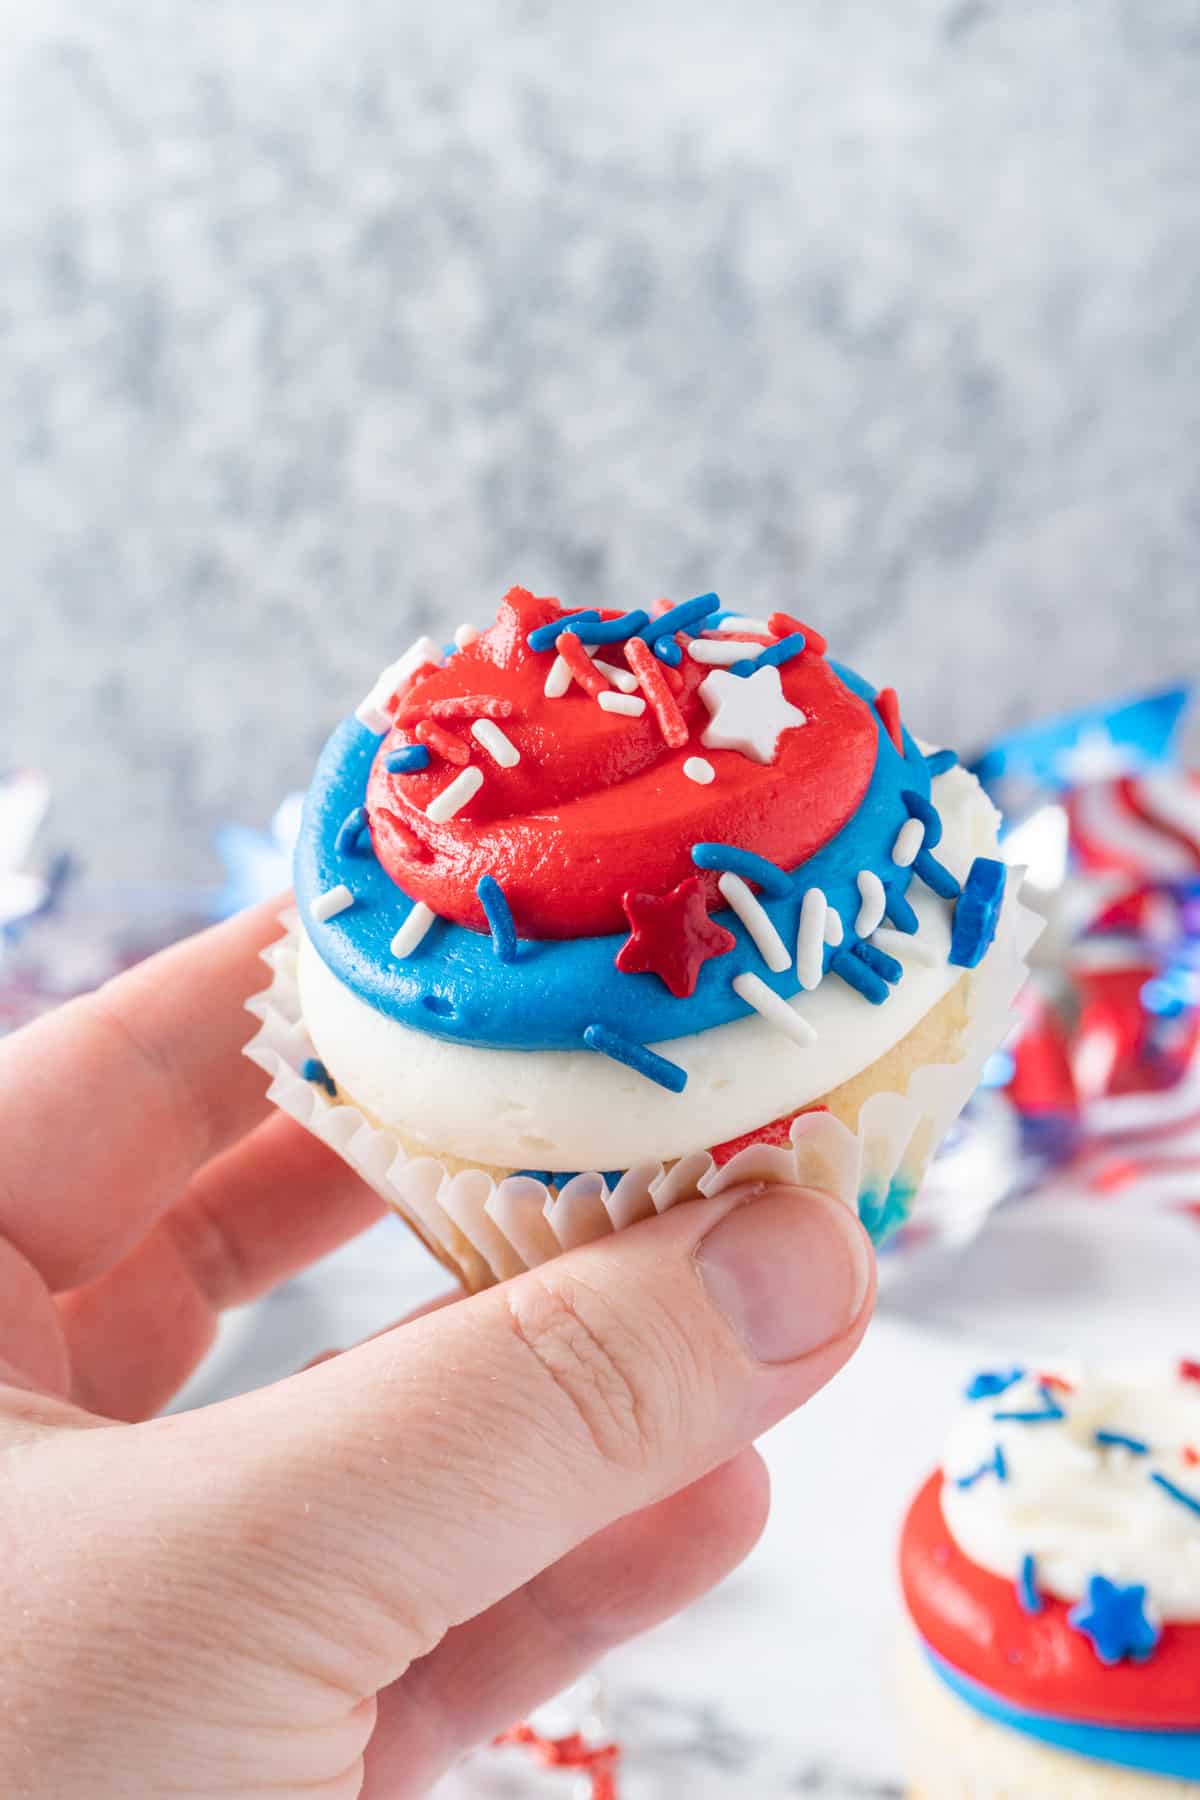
[245,879,1041,1290]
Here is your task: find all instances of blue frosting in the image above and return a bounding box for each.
[294,659,943,1053]
[922,1645,1200,1782]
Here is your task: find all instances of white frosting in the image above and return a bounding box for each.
[297,763,1001,1171]
[941,1363,1200,1621]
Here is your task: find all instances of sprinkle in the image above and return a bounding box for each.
[687,638,766,666]
[1184,1448,1200,1467]
[954,1445,1008,1488]
[715,615,771,635]
[527,610,600,652]
[886,890,921,935]
[415,720,470,766]
[544,655,572,698]
[752,632,807,670]
[691,843,793,898]
[731,972,818,1045]
[830,945,890,1004]
[875,687,904,752]
[582,1023,688,1093]
[1068,1576,1160,1666]
[425,765,484,823]
[915,849,962,900]
[1017,1554,1044,1616]
[590,656,640,693]
[683,756,715,784]
[428,694,515,723]
[698,665,807,762]
[597,690,647,717]
[470,718,521,767]
[390,901,436,957]
[769,612,827,655]
[994,1384,1066,1424]
[555,631,611,697]
[853,939,903,982]
[901,790,944,846]
[926,748,959,777]
[476,874,518,962]
[718,873,792,972]
[892,818,925,868]
[871,926,941,966]
[653,636,683,666]
[385,745,431,774]
[1150,1471,1200,1518]
[373,806,429,860]
[310,884,354,923]
[824,908,844,947]
[796,888,828,990]
[855,870,887,937]
[354,636,441,733]
[1095,1430,1149,1455]
[966,1369,1025,1401]
[640,592,720,648]
[1180,1361,1200,1384]
[625,637,689,749]
[335,805,370,856]
[301,1057,337,1097]
[572,610,650,645]
[949,856,1006,969]
[454,623,480,648]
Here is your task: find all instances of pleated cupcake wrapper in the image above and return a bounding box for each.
[246,883,1041,1291]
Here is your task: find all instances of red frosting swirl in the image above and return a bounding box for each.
[365,588,878,938]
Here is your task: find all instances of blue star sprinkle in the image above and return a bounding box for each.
[965,1368,1026,1402]
[1067,1576,1160,1667]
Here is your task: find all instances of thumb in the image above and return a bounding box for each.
[184,1178,873,1691]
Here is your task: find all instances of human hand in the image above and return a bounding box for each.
[0,900,874,1799]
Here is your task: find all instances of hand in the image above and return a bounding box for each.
[0,899,874,1799]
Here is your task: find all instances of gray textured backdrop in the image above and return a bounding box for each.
[3,1,1199,881]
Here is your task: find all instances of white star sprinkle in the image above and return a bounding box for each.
[698,665,807,764]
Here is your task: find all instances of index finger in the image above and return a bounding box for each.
[0,896,283,1291]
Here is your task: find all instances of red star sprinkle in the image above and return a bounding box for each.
[615,875,736,997]
[875,686,904,753]
[1179,1360,1200,1384]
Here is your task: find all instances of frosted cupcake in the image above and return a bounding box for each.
[899,1361,1200,1796]
[247,589,1037,1288]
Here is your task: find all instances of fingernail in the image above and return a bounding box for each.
[695,1188,872,1364]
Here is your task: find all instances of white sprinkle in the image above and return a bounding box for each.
[824,909,844,947]
[718,872,792,973]
[390,902,436,957]
[425,765,484,823]
[687,638,763,665]
[856,870,887,937]
[715,615,771,635]
[683,756,716,785]
[597,690,647,716]
[591,658,640,693]
[454,623,480,648]
[872,926,941,967]
[470,718,521,767]
[892,817,925,868]
[796,888,828,989]
[355,636,441,733]
[544,655,572,698]
[732,972,818,1046]
[310,884,354,923]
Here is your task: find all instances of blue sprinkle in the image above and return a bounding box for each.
[901,790,944,846]
[915,849,962,900]
[753,632,807,669]
[851,939,903,983]
[583,1024,688,1093]
[1068,1575,1160,1666]
[334,805,370,856]
[830,945,890,1005]
[966,1367,1026,1402]
[1095,1430,1150,1455]
[926,748,959,777]
[994,1383,1066,1424]
[1150,1472,1200,1518]
[301,1057,337,1097]
[950,856,1006,969]
[954,1444,1008,1489]
[727,658,758,678]
[690,842,794,897]
[1017,1553,1044,1616]
[476,874,518,963]
[640,592,721,646]
[653,635,683,665]
[885,891,921,935]
[385,745,431,774]
[526,609,601,652]
[572,610,650,645]
[513,1169,552,1184]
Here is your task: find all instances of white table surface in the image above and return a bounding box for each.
[174,1188,1200,1798]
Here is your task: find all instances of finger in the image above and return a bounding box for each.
[0,1240,70,1398]
[178,1177,872,1696]
[59,1113,386,1420]
[361,1448,770,1797]
[0,897,288,1293]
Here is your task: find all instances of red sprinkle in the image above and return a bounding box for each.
[875,686,904,753]
[769,612,827,656]
[429,694,515,722]
[1180,1361,1200,1384]
[1039,1373,1075,1394]
[616,876,736,997]
[373,808,431,860]
[414,720,471,766]
[1184,1447,1200,1467]
[555,631,612,699]
[624,637,689,748]
[495,1724,620,1800]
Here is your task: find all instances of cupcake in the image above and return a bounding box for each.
[898,1361,1200,1796]
[247,589,1037,1289]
